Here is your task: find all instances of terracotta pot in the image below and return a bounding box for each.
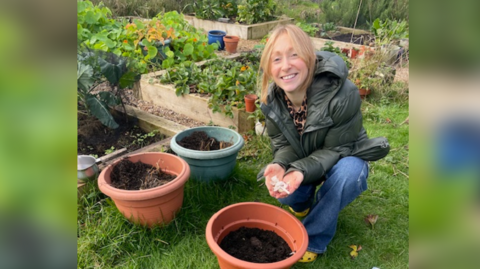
[98,152,190,227]
[358,88,372,100]
[223,35,240,53]
[206,202,309,269]
[350,48,359,59]
[244,94,258,112]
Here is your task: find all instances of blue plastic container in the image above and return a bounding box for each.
[208,30,227,50]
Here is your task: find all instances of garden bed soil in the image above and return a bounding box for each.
[110,158,176,190]
[219,226,292,263]
[77,110,165,157]
[177,131,232,151]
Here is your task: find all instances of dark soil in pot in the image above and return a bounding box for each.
[77,110,165,156]
[219,226,293,263]
[177,131,232,151]
[110,158,176,190]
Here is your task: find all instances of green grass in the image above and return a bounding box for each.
[78,81,409,268]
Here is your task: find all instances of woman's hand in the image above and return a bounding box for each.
[283,171,304,195]
[263,163,285,198]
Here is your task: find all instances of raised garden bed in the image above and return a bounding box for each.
[137,54,256,133]
[184,15,294,40]
[311,26,374,53]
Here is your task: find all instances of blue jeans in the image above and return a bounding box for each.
[278,156,369,254]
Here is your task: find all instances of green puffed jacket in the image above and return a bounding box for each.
[259,51,390,185]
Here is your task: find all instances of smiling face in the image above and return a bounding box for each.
[269,33,309,95]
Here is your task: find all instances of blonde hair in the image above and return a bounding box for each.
[258,24,316,104]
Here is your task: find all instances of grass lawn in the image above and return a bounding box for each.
[77,81,409,268]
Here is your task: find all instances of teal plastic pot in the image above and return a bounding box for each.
[170,126,244,182]
[208,30,227,50]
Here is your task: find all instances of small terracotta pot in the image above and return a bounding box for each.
[206,202,309,269]
[244,94,258,112]
[223,35,240,53]
[350,48,359,59]
[98,152,190,227]
[358,88,371,99]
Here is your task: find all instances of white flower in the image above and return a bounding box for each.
[270,176,290,194]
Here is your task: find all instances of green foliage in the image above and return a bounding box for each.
[78,2,218,74]
[160,51,262,118]
[77,0,149,73]
[320,41,351,69]
[77,48,138,129]
[130,130,159,148]
[320,0,409,29]
[295,22,319,37]
[157,11,219,68]
[370,18,409,46]
[193,0,237,20]
[320,0,363,28]
[90,0,195,17]
[237,0,277,25]
[320,22,338,38]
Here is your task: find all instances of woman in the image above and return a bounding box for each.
[257,24,390,262]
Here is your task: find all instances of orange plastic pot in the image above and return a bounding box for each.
[358,88,371,100]
[244,94,258,112]
[206,202,308,269]
[350,48,359,59]
[98,152,190,227]
[223,35,240,53]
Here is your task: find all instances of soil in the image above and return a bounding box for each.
[219,226,293,263]
[177,131,232,151]
[109,158,176,190]
[77,109,165,157]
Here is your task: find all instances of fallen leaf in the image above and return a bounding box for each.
[349,244,362,259]
[365,214,379,229]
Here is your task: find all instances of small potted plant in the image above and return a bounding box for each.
[126,18,176,64]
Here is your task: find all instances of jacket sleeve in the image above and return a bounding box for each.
[266,117,301,168]
[288,81,363,184]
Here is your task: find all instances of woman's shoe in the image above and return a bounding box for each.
[288,207,310,217]
[298,251,318,263]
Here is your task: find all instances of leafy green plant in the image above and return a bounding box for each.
[193,0,237,20]
[320,22,338,38]
[295,22,319,37]
[77,1,150,74]
[321,41,351,69]
[160,51,262,118]
[237,0,277,25]
[129,130,159,148]
[157,11,219,68]
[370,18,409,46]
[160,62,205,95]
[77,48,138,129]
[104,146,116,155]
[124,17,176,67]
